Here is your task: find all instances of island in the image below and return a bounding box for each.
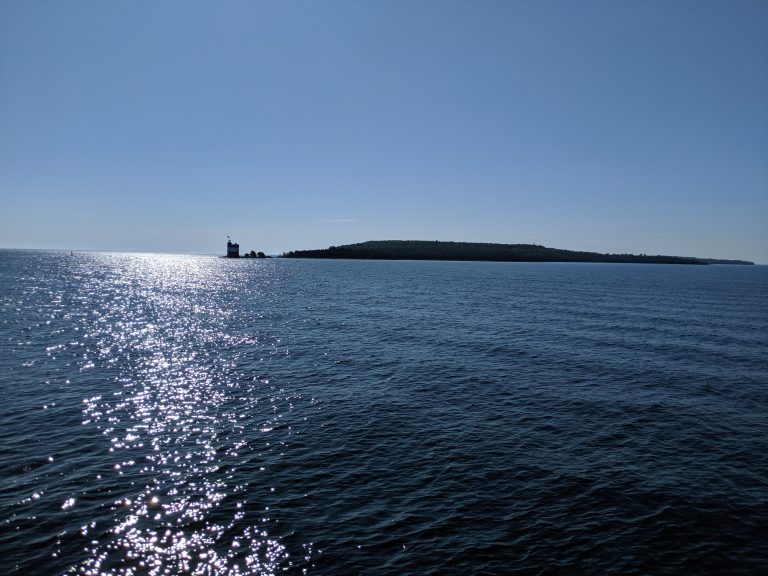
[281,240,754,265]
[224,238,269,258]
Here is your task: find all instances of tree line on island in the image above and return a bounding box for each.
[281,240,754,265]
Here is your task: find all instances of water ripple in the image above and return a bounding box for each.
[1,253,767,574]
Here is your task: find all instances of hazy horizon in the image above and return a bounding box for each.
[2,1,766,263]
[0,240,762,264]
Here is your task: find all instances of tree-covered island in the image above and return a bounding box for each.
[282,240,754,265]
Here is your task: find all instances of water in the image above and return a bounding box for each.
[1,250,767,575]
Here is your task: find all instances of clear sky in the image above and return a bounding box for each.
[1,0,766,262]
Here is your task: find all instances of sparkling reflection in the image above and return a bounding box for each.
[70,254,297,575]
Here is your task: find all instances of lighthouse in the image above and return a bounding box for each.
[226,236,240,258]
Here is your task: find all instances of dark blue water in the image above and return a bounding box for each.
[1,250,767,575]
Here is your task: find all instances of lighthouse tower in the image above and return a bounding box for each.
[226,236,240,258]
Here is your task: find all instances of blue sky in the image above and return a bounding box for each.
[1,0,766,262]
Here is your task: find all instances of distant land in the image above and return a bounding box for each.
[282,240,754,265]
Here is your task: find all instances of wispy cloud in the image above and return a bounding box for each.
[642,232,736,241]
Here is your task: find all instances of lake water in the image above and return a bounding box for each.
[1,250,767,575]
